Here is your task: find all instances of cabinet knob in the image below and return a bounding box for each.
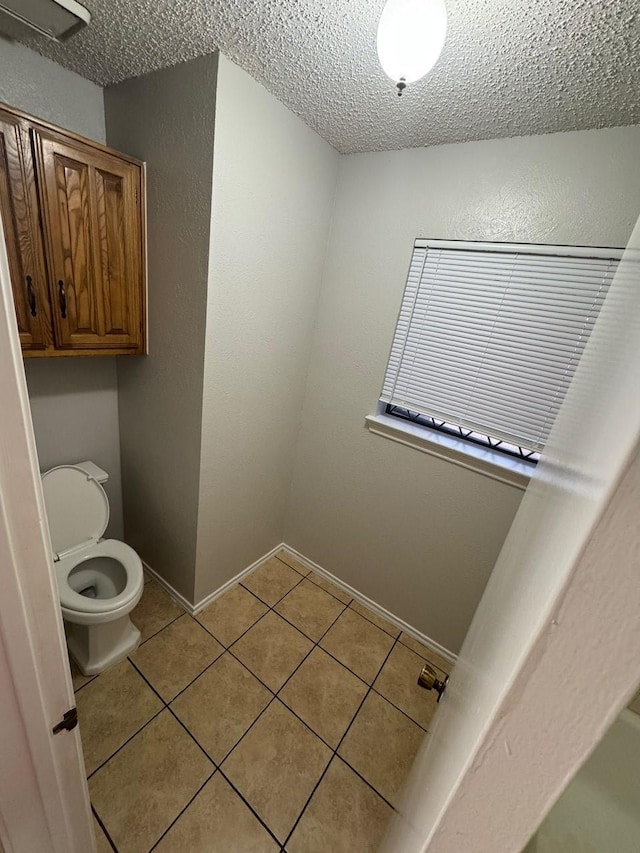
[26,275,36,317]
[58,279,67,319]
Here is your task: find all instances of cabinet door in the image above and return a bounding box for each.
[0,112,51,350]
[34,129,144,352]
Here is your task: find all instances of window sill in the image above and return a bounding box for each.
[365,414,533,490]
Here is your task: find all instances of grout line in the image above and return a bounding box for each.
[369,685,428,733]
[166,651,226,704]
[86,702,166,781]
[136,611,185,647]
[147,768,216,852]
[274,553,312,576]
[194,605,267,651]
[396,636,450,676]
[73,674,97,695]
[198,597,351,771]
[216,693,278,765]
[334,753,397,811]
[91,804,118,852]
[281,636,402,848]
[195,583,443,724]
[239,572,305,610]
[217,768,286,848]
[335,636,400,753]
[165,703,218,766]
[347,599,401,640]
[84,575,426,847]
[126,657,170,706]
[274,602,349,695]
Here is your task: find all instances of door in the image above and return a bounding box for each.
[33,127,144,352]
[382,214,640,852]
[0,111,51,351]
[0,198,94,850]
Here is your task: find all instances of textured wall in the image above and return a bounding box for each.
[286,125,640,654]
[24,359,124,538]
[386,193,640,853]
[0,38,105,140]
[194,56,339,601]
[0,40,124,538]
[105,54,218,599]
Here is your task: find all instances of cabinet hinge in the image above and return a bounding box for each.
[52,707,78,734]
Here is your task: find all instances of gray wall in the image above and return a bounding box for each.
[0,40,124,538]
[0,38,105,140]
[25,360,123,536]
[286,125,640,654]
[104,54,218,600]
[194,56,338,601]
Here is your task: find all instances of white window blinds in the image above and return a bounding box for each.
[381,240,621,452]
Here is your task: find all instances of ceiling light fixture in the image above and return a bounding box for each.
[376,0,447,96]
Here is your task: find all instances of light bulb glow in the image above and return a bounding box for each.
[376,0,447,87]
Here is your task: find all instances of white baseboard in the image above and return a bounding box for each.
[280,543,457,666]
[144,542,457,666]
[141,561,194,614]
[142,542,285,618]
[191,542,284,615]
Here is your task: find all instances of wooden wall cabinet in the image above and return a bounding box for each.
[0,103,146,357]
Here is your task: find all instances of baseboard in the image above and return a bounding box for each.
[191,542,285,616]
[143,543,286,617]
[144,542,457,666]
[141,561,194,614]
[281,543,458,666]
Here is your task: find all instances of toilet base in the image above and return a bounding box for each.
[66,614,141,676]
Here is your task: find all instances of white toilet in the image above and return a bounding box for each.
[41,461,144,676]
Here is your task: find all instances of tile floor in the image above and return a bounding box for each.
[73,551,451,853]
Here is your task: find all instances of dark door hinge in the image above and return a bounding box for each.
[52,707,78,734]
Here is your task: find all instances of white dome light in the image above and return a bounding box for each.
[376,0,447,95]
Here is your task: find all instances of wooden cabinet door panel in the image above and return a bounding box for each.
[92,164,142,345]
[34,130,143,351]
[0,113,51,350]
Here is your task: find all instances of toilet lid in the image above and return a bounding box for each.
[41,465,109,556]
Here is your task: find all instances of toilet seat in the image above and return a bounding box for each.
[42,464,144,627]
[56,538,143,623]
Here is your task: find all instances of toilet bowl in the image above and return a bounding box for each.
[42,462,144,676]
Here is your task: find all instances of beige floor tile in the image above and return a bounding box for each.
[399,632,452,675]
[231,611,312,691]
[242,556,303,605]
[90,710,213,853]
[287,756,393,853]
[196,584,268,646]
[319,609,394,683]
[374,643,437,729]
[131,615,223,701]
[93,816,113,853]
[70,656,95,691]
[130,580,184,642]
[306,570,352,604]
[77,658,163,775]
[350,600,401,638]
[280,648,367,748]
[171,653,271,762]
[155,772,278,852]
[275,550,311,576]
[222,700,331,842]
[338,691,424,807]
[274,579,345,641]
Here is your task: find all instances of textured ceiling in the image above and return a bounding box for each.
[21,0,640,153]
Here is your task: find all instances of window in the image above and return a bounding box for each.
[379,240,621,465]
